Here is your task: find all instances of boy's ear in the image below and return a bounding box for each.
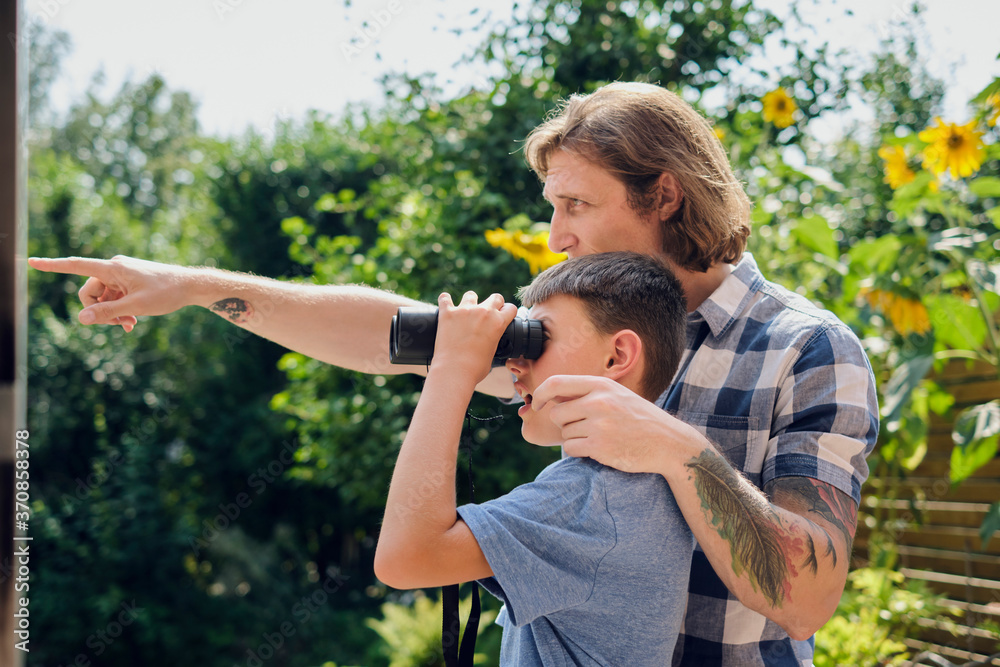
[604,330,643,385]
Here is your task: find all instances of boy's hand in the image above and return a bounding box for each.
[432,291,517,384]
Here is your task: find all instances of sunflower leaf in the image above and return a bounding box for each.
[969,177,1000,198]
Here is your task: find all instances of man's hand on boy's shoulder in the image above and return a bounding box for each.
[430,291,517,385]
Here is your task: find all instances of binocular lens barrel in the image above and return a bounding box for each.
[389,306,544,367]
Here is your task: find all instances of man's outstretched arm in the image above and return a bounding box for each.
[27,255,517,398]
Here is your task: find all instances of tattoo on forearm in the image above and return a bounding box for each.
[772,477,858,557]
[686,454,858,608]
[803,532,818,575]
[686,450,792,607]
[211,298,254,324]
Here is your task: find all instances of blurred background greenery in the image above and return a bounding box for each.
[24,0,1000,665]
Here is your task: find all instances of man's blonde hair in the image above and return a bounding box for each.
[524,82,752,272]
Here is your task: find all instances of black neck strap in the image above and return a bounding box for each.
[443,409,503,666]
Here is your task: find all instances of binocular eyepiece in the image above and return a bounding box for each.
[389,306,545,367]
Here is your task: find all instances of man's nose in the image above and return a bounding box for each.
[547,211,571,253]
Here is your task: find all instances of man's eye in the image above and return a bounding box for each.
[570,199,585,207]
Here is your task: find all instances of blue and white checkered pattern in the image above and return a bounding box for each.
[660,253,879,667]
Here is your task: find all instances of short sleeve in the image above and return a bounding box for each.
[457,459,616,626]
[764,323,879,504]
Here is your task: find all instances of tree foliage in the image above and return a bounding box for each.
[24,2,1000,665]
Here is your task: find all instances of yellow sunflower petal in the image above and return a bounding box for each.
[485,228,567,275]
[877,145,916,189]
[919,118,985,180]
[864,288,931,336]
[762,88,797,129]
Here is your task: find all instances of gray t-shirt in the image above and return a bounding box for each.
[458,456,694,665]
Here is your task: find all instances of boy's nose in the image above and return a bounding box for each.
[505,356,528,375]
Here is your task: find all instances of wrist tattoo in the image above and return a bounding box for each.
[211,298,254,324]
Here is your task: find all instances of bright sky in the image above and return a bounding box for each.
[32,0,514,136]
[26,0,1000,139]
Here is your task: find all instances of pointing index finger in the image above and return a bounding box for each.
[28,257,113,278]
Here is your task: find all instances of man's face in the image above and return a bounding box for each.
[505,294,614,446]
[542,149,663,258]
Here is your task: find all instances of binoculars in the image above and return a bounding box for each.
[389,306,545,367]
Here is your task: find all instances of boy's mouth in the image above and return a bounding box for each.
[514,382,533,408]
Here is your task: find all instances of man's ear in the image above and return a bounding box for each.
[604,330,643,387]
[657,171,683,221]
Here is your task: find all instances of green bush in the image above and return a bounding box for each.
[366,590,500,667]
[815,567,962,666]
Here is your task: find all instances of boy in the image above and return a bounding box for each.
[375,252,692,664]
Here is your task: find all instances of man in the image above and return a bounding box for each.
[30,81,878,665]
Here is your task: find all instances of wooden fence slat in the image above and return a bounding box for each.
[936,360,999,381]
[944,381,1000,405]
[872,479,998,504]
[898,457,1000,478]
[856,360,1000,662]
[901,568,1000,592]
[903,638,1000,666]
[892,545,1000,580]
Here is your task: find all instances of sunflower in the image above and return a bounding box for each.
[713,126,727,142]
[485,228,567,275]
[877,145,916,189]
[986,93,1000,128]
[918,117,985,179]
[863,288,931,337]
[762,88,797,129]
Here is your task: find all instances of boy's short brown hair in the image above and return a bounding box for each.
[517,252,686,401]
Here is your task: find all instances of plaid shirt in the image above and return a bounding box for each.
[659,253,879,666]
